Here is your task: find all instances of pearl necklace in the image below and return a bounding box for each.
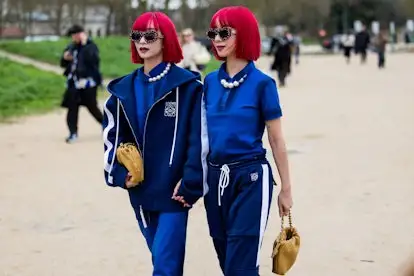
[220,74,247,89]
[148,63,171,82]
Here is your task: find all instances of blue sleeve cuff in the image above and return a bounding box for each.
[263,108,283,121]
[108,164,128,189]
[177,181,203,206]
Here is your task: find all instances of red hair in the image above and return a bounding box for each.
[130,12,183,64]
[210,6,261,61]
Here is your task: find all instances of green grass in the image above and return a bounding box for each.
[0,36,222,78]
[301,37,320,45]
[0,58,66,121]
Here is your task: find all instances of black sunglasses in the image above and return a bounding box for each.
[206,27,233,41]
[129,30,163,43]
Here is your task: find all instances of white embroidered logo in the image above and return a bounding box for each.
[164,102,176,117]
[250,172,259,182]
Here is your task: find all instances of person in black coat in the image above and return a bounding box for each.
[269,31,293,87]
[354,25,371,64]
[60,25,103,143]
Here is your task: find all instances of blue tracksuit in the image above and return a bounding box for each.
[204,61,282,275]
[103,62,209,275]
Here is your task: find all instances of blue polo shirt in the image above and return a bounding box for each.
[204,61,282,164]
[134,62,169,142]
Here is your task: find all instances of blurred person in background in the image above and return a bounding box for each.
[374,29,388,69]
[404,29,411,44]
[355,24,371,64]
[178,28,211,73]
[177,32,183,46]
[60,24,103,144]
[341,30,355,64]
[269,30,293,87]
[292,33,301,65]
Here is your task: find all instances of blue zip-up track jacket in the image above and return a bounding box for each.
[103,64,209,212]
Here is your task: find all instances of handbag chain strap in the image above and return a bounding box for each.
[280,210,293,231]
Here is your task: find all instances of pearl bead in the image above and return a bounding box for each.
[146,63,171,82]
[220,74,247,89]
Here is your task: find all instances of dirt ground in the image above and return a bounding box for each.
[1,53,414,276]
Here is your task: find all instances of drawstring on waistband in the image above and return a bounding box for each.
[218,164,230,206]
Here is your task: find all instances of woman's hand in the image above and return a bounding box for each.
[172,182,191,207]
[63,51,73,61]
[278,188,293,217]
[125,172,139,188]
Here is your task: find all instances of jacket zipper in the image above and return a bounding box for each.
[169,88,179,166]
[119,89,178,227]
[143,89,175,162]
[119,101,148,229]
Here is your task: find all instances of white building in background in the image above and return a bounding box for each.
[0,1,112,38]
[59,4,111,37]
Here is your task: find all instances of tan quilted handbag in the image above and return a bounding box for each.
[116,142,144,186]
[272,211,300,275]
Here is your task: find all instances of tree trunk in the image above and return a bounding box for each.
[106,3,114,36]
[82,1,87,26]
[54,1,64,36]
[138,0,147,13]
[164,0,171,12]
[0,0,4,37]
[113,0,130,35]
[20,0,34,37]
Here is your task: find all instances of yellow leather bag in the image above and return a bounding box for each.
[272,211,300,275]
[116,143,144,186]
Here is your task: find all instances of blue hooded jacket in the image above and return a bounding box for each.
[103,64,209,213]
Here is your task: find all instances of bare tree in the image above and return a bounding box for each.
[43,0,66,35]
[18,0,35,36]
[89,0,117,35]
[0,0,4,37]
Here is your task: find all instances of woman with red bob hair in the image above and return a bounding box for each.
[203,6,294,275]
[102,11,208,275]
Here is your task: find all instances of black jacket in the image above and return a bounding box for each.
[355,31,370,51]
[60,39,102,87]
[269,36,292,71]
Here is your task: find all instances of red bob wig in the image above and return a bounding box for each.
[210,6,261,61]
[130,12,183,64]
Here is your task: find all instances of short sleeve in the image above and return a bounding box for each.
[260,79,282,121]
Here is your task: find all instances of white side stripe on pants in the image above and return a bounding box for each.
[139,205,148,228]
[256,164,270,267]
